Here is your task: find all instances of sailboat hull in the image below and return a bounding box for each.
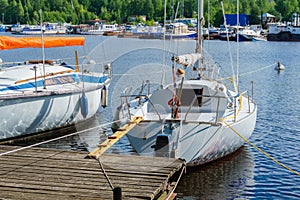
[0,81,111,141]
[0,87,106,140]
[0,63,111,141]
[119,80,257,166]
[126,100,256,166]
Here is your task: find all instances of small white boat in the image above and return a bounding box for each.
[267,13,300,41]
[14,23,66,35]
[164,22,197,39]
[238,25,263,42]
[252,36,267,42]
[81,24,118,35]
[112,0,257,166]
[275,62,285,70]
[0,36,111,141]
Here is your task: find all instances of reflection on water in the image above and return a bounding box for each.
[37,112,135,155]
[176,146,255,199]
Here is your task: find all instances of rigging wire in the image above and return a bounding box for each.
[221,2,237,93]
[218,62,277,82]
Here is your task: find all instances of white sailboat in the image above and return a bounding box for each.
[112,0,257,166]
[0,36,111,141]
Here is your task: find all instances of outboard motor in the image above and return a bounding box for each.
[154,133,171,157]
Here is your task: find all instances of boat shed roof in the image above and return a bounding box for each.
[224,14,251,26]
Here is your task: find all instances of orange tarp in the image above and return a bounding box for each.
[0,36,85,50]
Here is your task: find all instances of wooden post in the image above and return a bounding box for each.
[113,187,122,200]
[75,50,79,72]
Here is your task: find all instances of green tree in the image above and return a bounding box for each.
[144,0,155,20]
[32,10,39,24]
[275,0,298,21]
[153,0,163,21]
[0,0,9,23]
[1,0,299,26]
[8,0,18,23]
[16,0,25,23]
[240,0,251,14]
[249,0,261,24]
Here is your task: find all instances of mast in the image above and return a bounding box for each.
[196,0,203,54]
[160,0,168,87]
[40,9,46,89]
[236,0,239,92]
[207,0,210,41]
[195,0,204,74]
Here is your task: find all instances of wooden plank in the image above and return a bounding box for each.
[87,116,143,159]
[0,187,111,200]
[0,158,176,179]
[0,166,167,184]
[0,145,185,200]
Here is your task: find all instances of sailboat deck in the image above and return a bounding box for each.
[141,99,255,125]
[143,112,219,124]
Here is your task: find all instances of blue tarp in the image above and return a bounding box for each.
[224,14,251,26]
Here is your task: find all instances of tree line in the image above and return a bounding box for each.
[0,0,299,26]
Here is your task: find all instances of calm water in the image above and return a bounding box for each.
[1,33,299,199]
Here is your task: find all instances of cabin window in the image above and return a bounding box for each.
[57,75,75,84]
[44,78,57,85]
[178,88,203,107]
[44,75,75,86]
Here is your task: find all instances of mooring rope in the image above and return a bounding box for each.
[0,119,124,157]
[223,121,300,177]
[97,157,114,190]
[165,163,186,200]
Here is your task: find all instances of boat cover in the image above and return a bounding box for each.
[0,36,84,50]
[175,53,201,68]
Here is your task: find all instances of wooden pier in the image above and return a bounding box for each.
[0,145,185,200]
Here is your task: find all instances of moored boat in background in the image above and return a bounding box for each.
[13,23,66,35]
[252,36,267,42]
[219,26,236,41]
[80,23,118,35]
[267,13,300,41]
[164,22,197,40]
[237,25,263,42]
